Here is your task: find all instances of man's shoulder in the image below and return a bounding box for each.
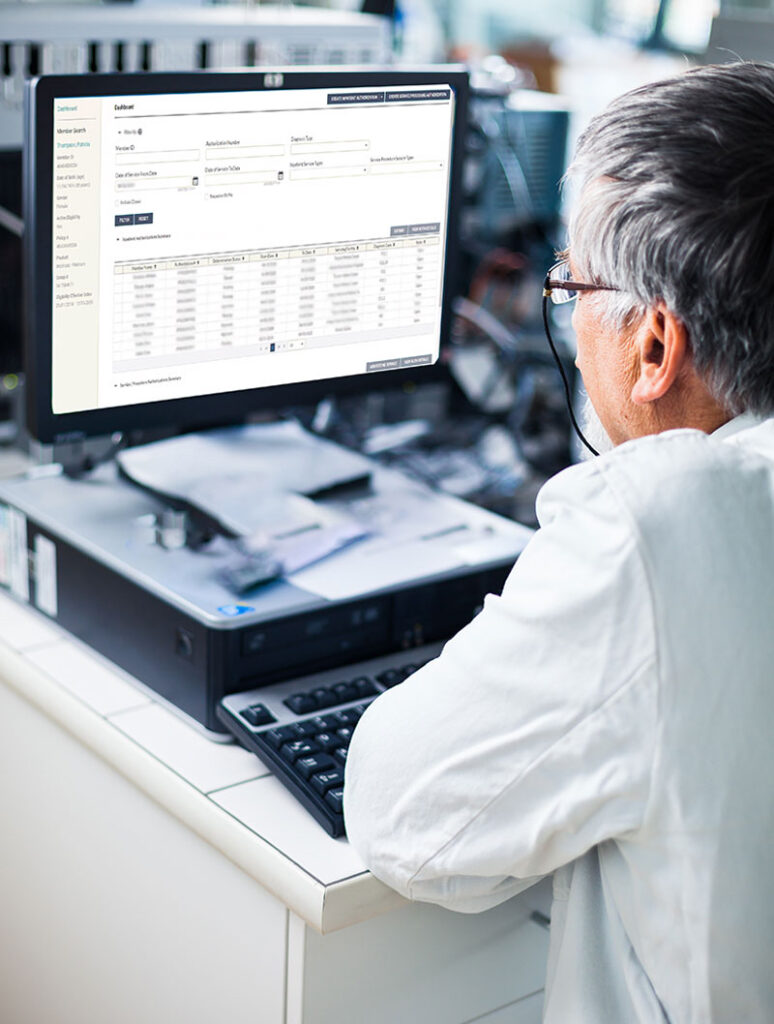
[599,424,774,515]
[537,422,774,534]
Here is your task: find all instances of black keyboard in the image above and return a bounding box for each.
[217,643,444,837]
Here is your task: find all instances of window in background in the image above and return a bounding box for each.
[661,0,719,52]
[604,0,661,42]
[431,0,599,54]
[603,0,720,53]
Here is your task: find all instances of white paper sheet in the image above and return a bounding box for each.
[116,420,373,535]
[289,479,534,600]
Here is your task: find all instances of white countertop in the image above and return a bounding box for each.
[0,590,405,933]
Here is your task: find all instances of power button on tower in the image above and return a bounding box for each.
[176,627,195,660]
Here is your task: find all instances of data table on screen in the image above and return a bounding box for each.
[111,233,441,371]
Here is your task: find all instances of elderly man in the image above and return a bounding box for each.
[343,62,774,1022]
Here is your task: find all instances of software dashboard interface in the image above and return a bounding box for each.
[51,83,455,413]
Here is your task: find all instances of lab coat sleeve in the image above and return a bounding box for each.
[343,457,659,914]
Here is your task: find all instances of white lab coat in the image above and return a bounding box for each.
[344,415,774,1023]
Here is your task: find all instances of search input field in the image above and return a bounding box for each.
[202,170,279,185]
[115,149,200,165]
[115,176,193,191]
[115,162,199,181]
[290,165,369,181]
[204,157,283,172]
[205,144,284,158]
[290,140,369,155]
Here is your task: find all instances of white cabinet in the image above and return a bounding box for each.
[0,679,287,1024]
[0,594,550,1024]
[288,899,549,1024]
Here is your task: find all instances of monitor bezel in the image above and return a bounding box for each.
[24,67,469,443]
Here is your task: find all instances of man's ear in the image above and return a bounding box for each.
[630,304,689,405]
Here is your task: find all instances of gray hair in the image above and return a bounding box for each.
[567,62,774,416]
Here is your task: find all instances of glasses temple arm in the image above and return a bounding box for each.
[541,288,600,458]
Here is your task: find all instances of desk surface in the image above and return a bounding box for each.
[0,589,405,933]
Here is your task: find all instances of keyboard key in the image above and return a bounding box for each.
[352,676,378,698]
[352,703,371,718]
[311,769,344,795]
[295,754,335,780]
[289,721,319,739]
[376,667,408,688]
[310,687,337,709]
[336,727,353,743]
[264,726,294,749]
[331,681,359,703]
[284,693,318,715]
[241,703,276,727]
[325,787,345,813]
[280,739,319,763]
[328,708,359,728]
[333,747,348,765]
[314,732,340,752]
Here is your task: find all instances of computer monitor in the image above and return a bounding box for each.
[24,68,468,443]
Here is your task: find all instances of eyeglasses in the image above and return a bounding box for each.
[543,259,619,305]
[540,258,618,458]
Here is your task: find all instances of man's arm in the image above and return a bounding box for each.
[344,458,659,913]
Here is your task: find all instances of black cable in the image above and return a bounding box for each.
[541,286,599,458]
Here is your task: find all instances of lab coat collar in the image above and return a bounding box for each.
[711,412,764,442]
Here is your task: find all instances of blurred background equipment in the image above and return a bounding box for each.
[707,5,774,63]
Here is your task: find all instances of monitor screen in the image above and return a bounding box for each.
[24,69,468,442]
